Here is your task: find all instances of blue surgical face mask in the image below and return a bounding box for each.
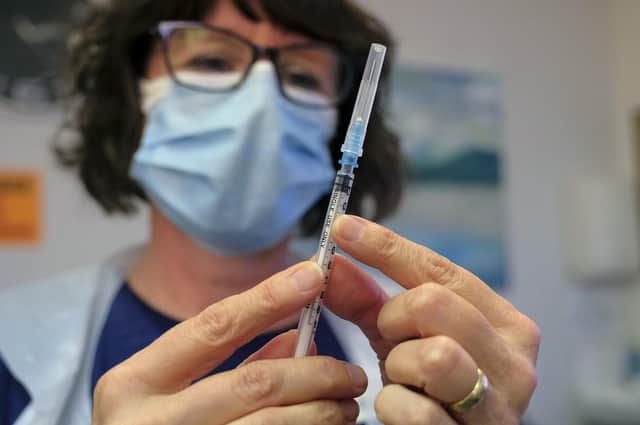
[131,62,337,255]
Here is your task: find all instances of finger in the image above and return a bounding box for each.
[333,215,518,327]
[227,400,359,425]
[385,336,478,404]
[239,330,297,366]
[323,254,394,358]
[173,356,367,424]
[124,261,324,391]
[375,384,456,425]
[448,382,516,425]
[378,282,513,383]
[239,331,317,367]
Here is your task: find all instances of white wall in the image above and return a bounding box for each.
[0,106,148,286]
[357,1,615,424]
[610,0,640,179]
[610,0,640,396]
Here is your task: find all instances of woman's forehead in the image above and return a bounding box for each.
[204,0,313,47]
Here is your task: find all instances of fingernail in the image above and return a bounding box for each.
[346,364,368,390]
[339,400,360,422]
[335,216,366,242]
[290,263,323,292]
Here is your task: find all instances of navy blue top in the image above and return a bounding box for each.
[0,357,30,425]
[0,283,350,425]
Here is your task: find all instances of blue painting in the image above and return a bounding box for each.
[383,65,507,290]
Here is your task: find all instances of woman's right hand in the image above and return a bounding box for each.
[92,261,366,425]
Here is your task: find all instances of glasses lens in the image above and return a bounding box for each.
[166,27,253,91]
[277,46,348,107]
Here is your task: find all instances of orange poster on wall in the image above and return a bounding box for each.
[0,171,42,244]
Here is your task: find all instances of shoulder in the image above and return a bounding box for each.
[0,265,104,375]
[0,246,143,423]
[0,245,144,351]
[0,266,102,322]
[0,245,145,325]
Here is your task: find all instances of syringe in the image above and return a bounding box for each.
[294,43,387,358]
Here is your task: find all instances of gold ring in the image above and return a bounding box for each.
[448,368,489,415]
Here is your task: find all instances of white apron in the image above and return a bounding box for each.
[0,246,382,424]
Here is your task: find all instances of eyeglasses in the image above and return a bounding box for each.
[155,21,354,108]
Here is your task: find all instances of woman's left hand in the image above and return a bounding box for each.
[324,215,540,424]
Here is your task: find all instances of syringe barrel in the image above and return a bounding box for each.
[340,43,386,158]
[293,43,386,358]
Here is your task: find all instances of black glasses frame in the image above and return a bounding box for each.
[154,20,354,109]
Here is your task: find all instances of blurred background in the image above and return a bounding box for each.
[1,1,639,424]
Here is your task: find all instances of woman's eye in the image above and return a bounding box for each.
[284,72,322,91]
[185,56,232,72]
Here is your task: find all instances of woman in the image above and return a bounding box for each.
[0,0,540,424]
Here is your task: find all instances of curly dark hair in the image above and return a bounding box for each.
[55,0,404,235]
